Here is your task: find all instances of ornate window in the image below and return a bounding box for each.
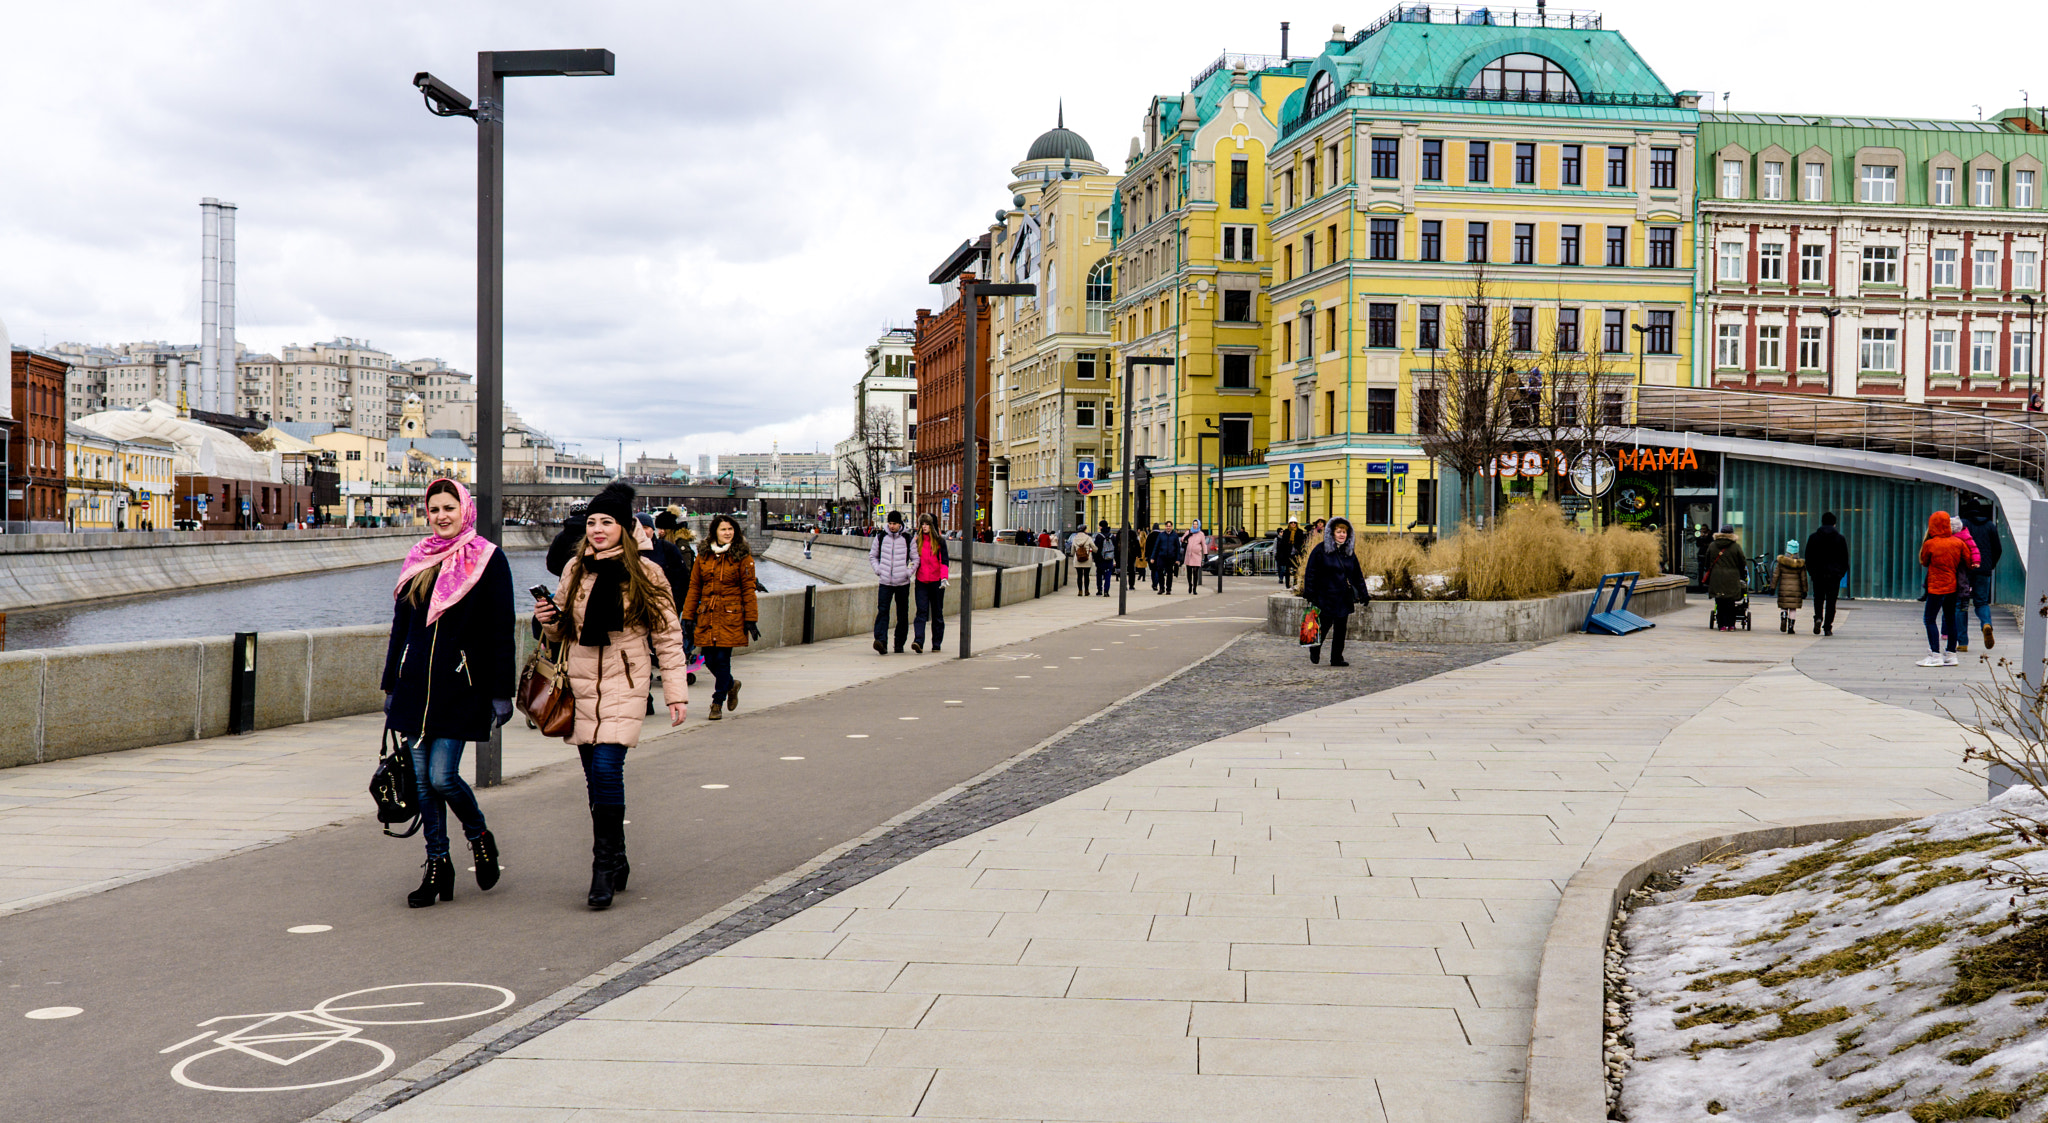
[1301,72,1337,122]
[1470,53,1579,101]
[1085,260,1113,333]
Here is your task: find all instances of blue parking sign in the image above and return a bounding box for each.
[942,498,952,516]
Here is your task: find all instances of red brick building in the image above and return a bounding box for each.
[9,347,69,532]
[913,237,993,534]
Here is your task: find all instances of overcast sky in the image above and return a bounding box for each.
[3,0,2038,466]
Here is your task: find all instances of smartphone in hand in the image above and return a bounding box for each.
[529,584,553,601]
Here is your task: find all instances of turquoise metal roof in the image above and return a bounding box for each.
[1343,22,1672,97]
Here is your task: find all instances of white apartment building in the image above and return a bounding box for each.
[833,327,919,502]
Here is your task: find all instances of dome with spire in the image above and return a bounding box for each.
[1025,103,1094,163]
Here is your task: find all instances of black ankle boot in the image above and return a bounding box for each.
[409,856,454,908]
[468,830,500,891]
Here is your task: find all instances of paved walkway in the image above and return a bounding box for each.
[0,581,1152,918]
[378,611,1986,1123]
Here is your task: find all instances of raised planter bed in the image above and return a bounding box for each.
[1265,573,1689,644]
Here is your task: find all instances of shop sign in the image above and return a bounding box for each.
[1616,447,1699,473]
[1569,452,1616,497]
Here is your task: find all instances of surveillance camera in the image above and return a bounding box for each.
[412,72,475,118]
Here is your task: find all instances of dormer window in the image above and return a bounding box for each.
[1302,72,1337,121]
[1471,53,1579,101]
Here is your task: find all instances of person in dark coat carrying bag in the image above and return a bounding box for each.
[1301,516,1371,667]
[382,478,515,908]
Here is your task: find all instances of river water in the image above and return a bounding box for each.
[4,551,820,651]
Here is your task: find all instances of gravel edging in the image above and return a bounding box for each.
[1523,815,1918,1123]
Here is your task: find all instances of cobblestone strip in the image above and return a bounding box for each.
[329,633,1531,1122]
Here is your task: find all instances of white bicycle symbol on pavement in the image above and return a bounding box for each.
[161,982,515,1093]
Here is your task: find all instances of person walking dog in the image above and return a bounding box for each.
[911,512,950,653]
[1918,510,1967,668]
[1300,517,1371,667]
[1803,512,1849,636]
[531,482,688,910]
[682,513,760,720]
[870,510,914,654]
[383,478,514,909]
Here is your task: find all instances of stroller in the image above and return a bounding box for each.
[1704,553,1758,631]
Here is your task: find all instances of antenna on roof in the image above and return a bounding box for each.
[1974,105,1983,120]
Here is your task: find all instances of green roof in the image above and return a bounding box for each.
[1339,21,1672,97]
[1699,112,2048,205]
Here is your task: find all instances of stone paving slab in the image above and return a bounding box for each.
[0,586,1138,917]
[378,609,1985,1122]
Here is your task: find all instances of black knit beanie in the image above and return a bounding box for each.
[654,509,679,531]
[587,481,636,526]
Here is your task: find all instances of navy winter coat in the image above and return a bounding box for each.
[382,550,516,744]
[1301,526,1371,618]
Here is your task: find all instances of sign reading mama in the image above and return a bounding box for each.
[1616,447,1700,473]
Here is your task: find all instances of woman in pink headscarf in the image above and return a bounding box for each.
[381,478,515,909]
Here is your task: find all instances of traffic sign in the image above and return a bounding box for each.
[1287,463,1305,483]
[1076,460,1096,481]
[1077,479,1094,496]
[942,498,953,515]
[1015,489,1030,503]
[949,483,959,495]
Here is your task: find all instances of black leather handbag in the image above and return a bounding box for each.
[369,729,422,838]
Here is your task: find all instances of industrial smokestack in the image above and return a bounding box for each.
[1280,21,1290,59]
[217,201,237,417]
[199,199,219,416]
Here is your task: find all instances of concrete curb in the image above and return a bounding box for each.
[1523,814,1918,1123]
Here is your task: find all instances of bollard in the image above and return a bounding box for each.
[0,610,7,652]
[993,567,1004,609]
[1035,563,1043,599]
[229,631,258,734]
[802,584,816,645]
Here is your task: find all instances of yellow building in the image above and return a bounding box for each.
[1105,55,1307,536]
[64,424,175,530]
[1259,12,1700,533]
[309,430,394,525]
[984,114,1120,532]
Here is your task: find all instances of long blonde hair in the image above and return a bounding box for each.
[561,533,675,633]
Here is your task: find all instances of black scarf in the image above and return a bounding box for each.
[577,556,628,646]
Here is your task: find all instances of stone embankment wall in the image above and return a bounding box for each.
[0,526,555,613]
[1266,574,1691,644]
[0,532,1064,769]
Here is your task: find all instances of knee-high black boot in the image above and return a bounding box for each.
[604,805,630,891]
[587,806,623,910]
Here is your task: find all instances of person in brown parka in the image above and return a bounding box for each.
[1769,538,1808,633]
[682,513,760,722]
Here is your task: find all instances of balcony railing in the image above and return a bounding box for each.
[1635,385,2048,492]
[1220,448,1268,470]
[1349,4,1601,48]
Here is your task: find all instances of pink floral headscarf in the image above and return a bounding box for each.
[395,478,499,624]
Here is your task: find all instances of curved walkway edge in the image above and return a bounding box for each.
[1523,815,1914,1123]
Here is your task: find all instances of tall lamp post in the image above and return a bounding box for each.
[415,48,614,787]
[1121,356,1175,616]
[959,280,1035,658]
[2023,294,2039,410]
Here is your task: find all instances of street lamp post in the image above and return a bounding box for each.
[1121,356,1175,617]
[415,48,614,787]
[959,281,1035,658]
[1196,421,1219,593]
[2023,294,2039,410]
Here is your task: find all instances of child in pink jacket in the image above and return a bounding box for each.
[1948,515,1983,651]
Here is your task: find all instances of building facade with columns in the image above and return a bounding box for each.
[984,116,1119,534]
[1698,109,2048,405]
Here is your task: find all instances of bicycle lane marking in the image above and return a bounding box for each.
[160,983,513,1094]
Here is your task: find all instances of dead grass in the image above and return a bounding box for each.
[1442,501,1662,600]
[1356,536,1428,595]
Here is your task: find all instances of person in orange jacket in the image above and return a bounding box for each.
[1918,510,1968,667]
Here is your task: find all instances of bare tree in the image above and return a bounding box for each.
[502,466,554,524]
[1524,305,1623,528]
[1414,267,1521,526]
[835,404,900,524]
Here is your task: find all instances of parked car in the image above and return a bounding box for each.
[172,519,202,531]
[1207,538,1277,576]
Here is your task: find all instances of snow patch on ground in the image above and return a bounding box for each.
[1618,789,2048,1122]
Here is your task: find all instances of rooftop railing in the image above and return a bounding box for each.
[1189,52,1292,91]
[1635,385,2048,492]
[1280,83,1684,137]
[1349,4,1602,48]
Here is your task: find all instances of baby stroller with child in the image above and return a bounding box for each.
[1705,556,1757,630]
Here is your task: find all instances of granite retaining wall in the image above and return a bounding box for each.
[1265,574,1690,644]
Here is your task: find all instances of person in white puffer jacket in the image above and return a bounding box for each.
[869,511,914,654]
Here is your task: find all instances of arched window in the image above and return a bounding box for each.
[1471,53,1579,102]
[1301,72,1337,122]
[1086,260,1114,333]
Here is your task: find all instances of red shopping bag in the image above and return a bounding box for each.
[1298,606,1322,646]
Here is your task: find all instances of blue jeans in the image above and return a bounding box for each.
[703,646,735,704]
[1924,593,1958,652]
[408,736,486,859]
[1097,564,1112,595]
[579,743,628,807]
[1972,578,1994,627]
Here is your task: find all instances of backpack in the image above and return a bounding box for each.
[1075,540,1091,563]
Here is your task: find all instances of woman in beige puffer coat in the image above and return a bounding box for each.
[534,482,687,910]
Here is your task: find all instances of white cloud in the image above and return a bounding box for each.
[2,0,2035,465]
